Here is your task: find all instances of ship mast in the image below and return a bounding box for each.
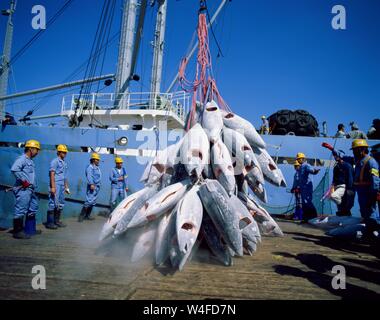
[0,0,16,121]
[150,0,167,108]
[114,0,147,109]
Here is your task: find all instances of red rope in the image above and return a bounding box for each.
[179,13,230,131]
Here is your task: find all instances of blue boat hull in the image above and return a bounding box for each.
[1,125,379,228]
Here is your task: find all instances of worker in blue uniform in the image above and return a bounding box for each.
[45,144,70,229]
[370,143,380,218]
[321,142,355,216]
[291,160,303,221]
[10,140,42,239]
[78,153,101,222]
[331,151,355,216]
[352,139,380,239]
[109,156,129,215]
[295,152,321,221]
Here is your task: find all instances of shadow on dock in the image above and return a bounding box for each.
[272,226,380,300]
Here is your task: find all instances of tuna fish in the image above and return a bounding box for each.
[211,139,236,195]
[126,179,191,229]
[229,195,261,245]
[238,192,283,237]
[222,127,264,183]
[243,238,257,256]
[165,195,204,271]
[308,215,362,230]
[140,160,163,185]
[161,137,184,168]
[166,204,183,269]
[114,184,159,237]
[176,185,203,255]
[155,211,173,265]
[326,223,366,238]
[221,110,266,149]
[251,146,286,187]
[180,123,210,178]
[245,176,267,203]
[201,212,233,266]
[130,221,158,263]
[198,179,243,256]
[99,187,150,242]
[140,138,184,186]
[201,100,224,143]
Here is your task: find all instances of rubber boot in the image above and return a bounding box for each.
[78,207,87,222]
[45,210,58,229]
[13,218,30,240]
[84,206,95,220]
[25,214,42,236]
[54,209,66,228]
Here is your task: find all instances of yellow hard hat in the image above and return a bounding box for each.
[115,157,123,164]
[296,152,306,159]
[351,139,369,149]
[261,115,266,119]
[57,144,68,153]
[294,160,301,167]
[25,139,41,150]
[91,153,100,160]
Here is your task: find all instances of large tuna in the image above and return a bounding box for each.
[326,223,366,238]
[201,212,233,266]
[155,211,174,266]
[222,127,264,183]
[238,192,283,237]
[245,175,268,203]
[251,146,286,187]
[201,100,224,143]
[210,139,236,195]
[229,194,261,246]
[221,110,266,149]
[180,123,210,178]
[308,215,362,230]
[140,138,184,186]
[166,204,184,269]
[198,179,243,256]
[140,160,163,185]
[176,185,203,255]
[130,221,158,263]
[114,184,159,237]
[126,179,191,229]
[99,187,150,242]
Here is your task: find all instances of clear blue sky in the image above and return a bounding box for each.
[1,0,379,134]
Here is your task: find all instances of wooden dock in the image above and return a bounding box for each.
[0,217,379,300]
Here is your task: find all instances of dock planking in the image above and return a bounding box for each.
[0,217,379,300]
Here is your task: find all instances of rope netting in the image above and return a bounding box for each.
[178,12,231,131]
[261,169,333,216]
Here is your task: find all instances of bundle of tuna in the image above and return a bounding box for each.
[99,101,285,270]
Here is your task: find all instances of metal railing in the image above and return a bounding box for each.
[61,91,190,121]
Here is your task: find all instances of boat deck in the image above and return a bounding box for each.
[0,217,379,300]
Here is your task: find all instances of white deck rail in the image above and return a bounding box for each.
[61,91,190,122]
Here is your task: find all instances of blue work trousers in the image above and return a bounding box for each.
[48,184,65,211]
[84,185,100,208]
[13,187,39,219]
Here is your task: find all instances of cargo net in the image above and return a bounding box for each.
[178,12,231,131]
[260,169,333,216]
